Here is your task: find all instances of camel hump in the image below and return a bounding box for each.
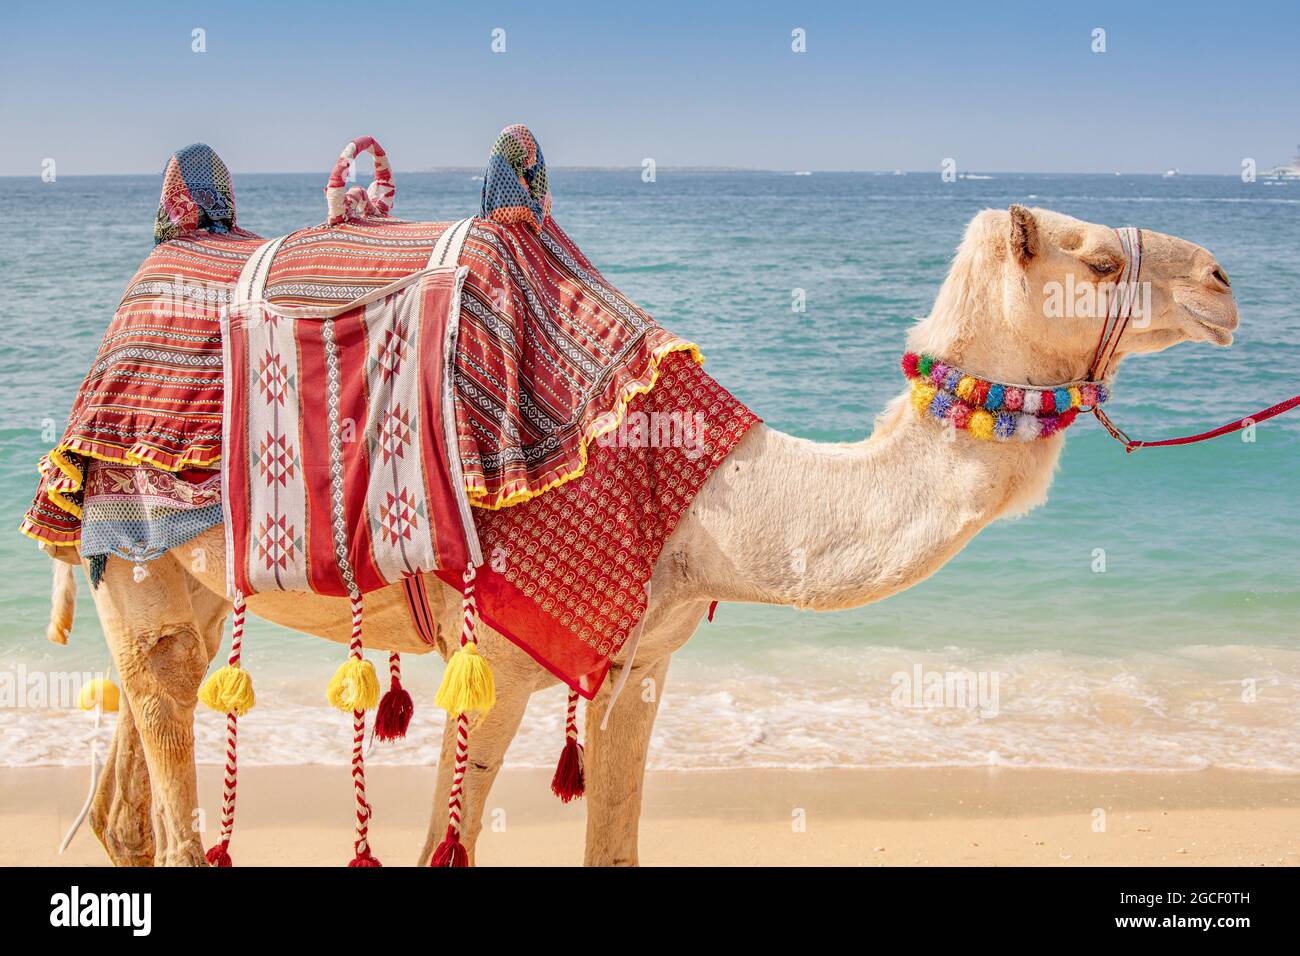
[480,124,552,229]
[155,143,238,244]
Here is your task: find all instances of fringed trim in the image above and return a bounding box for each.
[463,339,703,511]
[30,440,222,524]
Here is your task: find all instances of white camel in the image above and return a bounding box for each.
[44,205,1239,865]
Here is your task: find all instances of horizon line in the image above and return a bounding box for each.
[0,167,1265,179]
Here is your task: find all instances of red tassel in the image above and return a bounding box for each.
[205,840,233,868]
[374,678,413,741]
[348,847,383,868]
[430,824,469,868]
[551,738,585,803]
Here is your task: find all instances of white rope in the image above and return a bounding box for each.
[600,581,652,732]
[59,661,114,853]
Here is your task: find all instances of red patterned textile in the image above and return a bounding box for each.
[21,214,758,694]
[447,350,757,697]
[21,231,265,546]
[24,216,696,547]
[261,216,699,510]
[224,262,474,597]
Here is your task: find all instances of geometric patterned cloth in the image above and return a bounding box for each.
[480,124,551,229]
[18,144,760,693]
[79,462,224,583]
[19,228,266,549]
[253,215,704,513]
[457,349,757,696]
[224,247,476,598]
[154,143,245,245]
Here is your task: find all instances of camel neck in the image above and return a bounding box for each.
[690,394,1065,613]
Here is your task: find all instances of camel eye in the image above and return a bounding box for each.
[1087,259,1119,277]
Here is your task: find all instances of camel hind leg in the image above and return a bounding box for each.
[86,553,228,865]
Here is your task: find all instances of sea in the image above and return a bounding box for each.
[1,169,1297,771]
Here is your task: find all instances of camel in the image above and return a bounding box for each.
[43,205,1239,866]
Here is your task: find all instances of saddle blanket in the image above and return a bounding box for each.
[23,215,758,696]
[444,348,755,695]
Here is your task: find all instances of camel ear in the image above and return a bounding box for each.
[1008,205,1038,266]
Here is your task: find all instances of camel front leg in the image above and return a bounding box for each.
[417,628,536,865]
[87,555,225,866]
[583,654,671,867]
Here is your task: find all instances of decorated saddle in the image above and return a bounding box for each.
[23,127,757,867]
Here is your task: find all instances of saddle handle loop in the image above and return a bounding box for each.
[325,136,395,226]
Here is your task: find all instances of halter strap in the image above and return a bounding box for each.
[1088,226,1143,382]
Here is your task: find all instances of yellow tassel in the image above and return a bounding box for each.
[78,677,120,713]
[435,642,496,715]
[1067,385,1083,409]
[326,658,380,712]
[955,376,978,402]
[199,665,255,716]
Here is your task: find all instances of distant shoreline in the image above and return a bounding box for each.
[0,170,1275,179]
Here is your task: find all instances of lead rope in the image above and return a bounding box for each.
[1091,227,1300,451]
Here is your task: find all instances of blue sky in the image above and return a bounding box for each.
[1,0,1296,175]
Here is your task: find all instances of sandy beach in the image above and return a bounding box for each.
[3,765,1295,867]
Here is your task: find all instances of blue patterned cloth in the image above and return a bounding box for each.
[155,143,239,244]
[480,125,551,229]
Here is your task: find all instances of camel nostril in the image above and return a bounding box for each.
[1210,266,1230,289]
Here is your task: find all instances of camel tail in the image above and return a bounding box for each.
[48,559,76,645]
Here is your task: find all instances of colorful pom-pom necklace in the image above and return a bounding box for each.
[901,352,1109,442]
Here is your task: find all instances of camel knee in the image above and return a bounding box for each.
[117,623,207,754]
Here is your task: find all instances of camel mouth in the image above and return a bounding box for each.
[1176,295,1238,347]
[1195,317,1235,346]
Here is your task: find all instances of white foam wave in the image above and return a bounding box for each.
[3,644,1297,773]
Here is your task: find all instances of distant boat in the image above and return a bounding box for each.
[793,170,812,176]
[1260,147,1300,179]
[1162,168,1180,178]
[959,173,994,180]
[893,169,905,176]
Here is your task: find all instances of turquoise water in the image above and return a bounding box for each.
[1,171,1297,770]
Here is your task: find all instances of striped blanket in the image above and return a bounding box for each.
[222,225,477,597]
[24,216,697,539]
[24,214,756,694]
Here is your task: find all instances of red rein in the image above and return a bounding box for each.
[1090,227,1300,453]
[1095,395,1300,454]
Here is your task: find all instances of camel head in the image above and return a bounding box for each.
[913,206,1239,386]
